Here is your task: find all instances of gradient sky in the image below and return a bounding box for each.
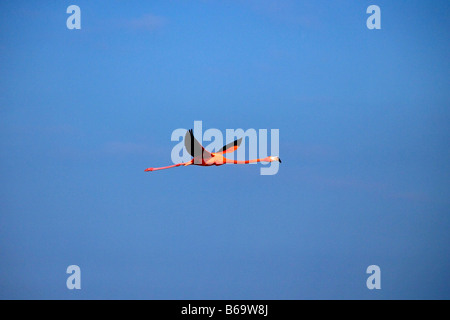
[0,0,449,299]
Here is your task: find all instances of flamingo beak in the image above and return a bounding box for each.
[278,158,282,163]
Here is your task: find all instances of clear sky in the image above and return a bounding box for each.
[0,0,449,299]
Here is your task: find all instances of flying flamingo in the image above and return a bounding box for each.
[144,129,281,172]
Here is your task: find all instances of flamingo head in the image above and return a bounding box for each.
[270,156,282,163]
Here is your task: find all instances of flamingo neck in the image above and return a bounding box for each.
[223,156,272,164]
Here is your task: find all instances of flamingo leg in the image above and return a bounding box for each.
[144,160,192,172]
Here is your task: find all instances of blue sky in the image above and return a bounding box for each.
[0,0,449,299]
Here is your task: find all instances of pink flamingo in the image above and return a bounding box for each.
[145,129,281,172]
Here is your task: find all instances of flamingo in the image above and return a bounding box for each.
[144,129,281,172]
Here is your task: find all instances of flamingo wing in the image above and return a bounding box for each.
[184,129,212,159]
[216,137,243,154]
